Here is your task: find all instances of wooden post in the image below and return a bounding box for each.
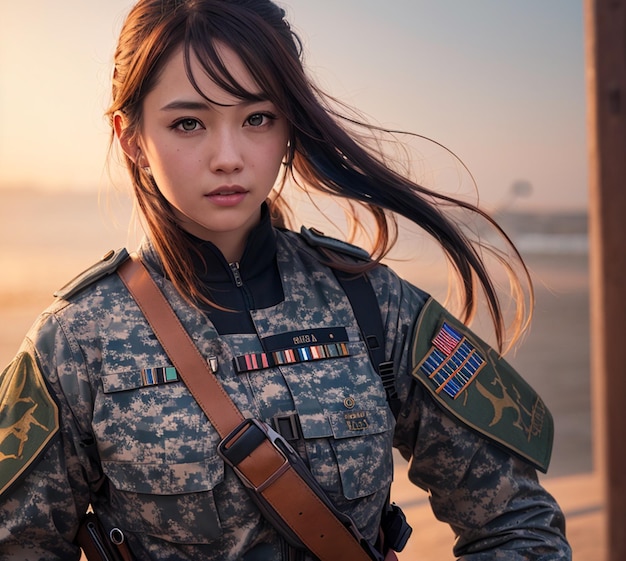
[584,0,626,559]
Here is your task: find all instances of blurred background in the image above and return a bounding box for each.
[1,1,596,558]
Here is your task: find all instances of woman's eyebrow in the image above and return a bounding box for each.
[160,99,211,111]
[160,97,270,112]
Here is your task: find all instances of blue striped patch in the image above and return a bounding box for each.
[419,322,485,398]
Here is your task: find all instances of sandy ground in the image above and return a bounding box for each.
[0,190,598,558]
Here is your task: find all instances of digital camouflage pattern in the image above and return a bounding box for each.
[0,229,571,560]
[410,298,553,472]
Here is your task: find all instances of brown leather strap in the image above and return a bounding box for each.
[117,254,374,561]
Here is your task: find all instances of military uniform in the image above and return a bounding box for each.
[0,208,570,560]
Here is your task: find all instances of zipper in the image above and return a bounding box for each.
[229,261,256,310]
[229,262,243,287]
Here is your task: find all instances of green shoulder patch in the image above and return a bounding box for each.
[0,352,60,495]
[54,248,129,300]
[410,298,553,472]
[300,226,371,261]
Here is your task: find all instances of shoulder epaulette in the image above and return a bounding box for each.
[299,226,370,261]
[410,298,554,473]
[54,248,129,300]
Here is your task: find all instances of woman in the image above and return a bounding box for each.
[0,0,570,559]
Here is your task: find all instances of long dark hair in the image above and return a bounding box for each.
[107,0,532,351]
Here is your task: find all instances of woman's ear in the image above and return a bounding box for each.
[113,112,139,163]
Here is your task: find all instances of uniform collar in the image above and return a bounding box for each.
[140,203,277,284]
[189,204,277,283]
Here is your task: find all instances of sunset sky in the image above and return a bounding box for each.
[0,1,586,210]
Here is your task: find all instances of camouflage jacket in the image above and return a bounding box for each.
[0,222,570,560]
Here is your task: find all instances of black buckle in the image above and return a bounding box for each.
[217,419,291,492]
[272,413,302,442]
[381,502,412,552]
[378,361,396,394]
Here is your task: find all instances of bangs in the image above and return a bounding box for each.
[181,6,289,107]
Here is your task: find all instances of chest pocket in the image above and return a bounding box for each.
[94,368,225,544]
[266,340,395,502]
[325,404,394,500]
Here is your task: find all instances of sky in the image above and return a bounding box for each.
[0,1,587,210]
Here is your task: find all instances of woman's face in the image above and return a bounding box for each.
[131,44,289,261]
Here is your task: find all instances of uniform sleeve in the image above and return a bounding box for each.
[395,386,570,559]
[0,312,92,560]
[369,269,571,560]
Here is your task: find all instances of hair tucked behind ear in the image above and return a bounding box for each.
[108,0,532,352]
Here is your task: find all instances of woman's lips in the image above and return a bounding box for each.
[205,186,247,206]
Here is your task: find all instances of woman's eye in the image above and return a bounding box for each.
[174,118,201,132]
[246,113,273,127]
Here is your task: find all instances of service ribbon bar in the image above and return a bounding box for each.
[234,342,350,374]
[419,322,485,399]
[141,366,179,386]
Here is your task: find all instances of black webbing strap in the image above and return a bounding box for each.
[334,270,412,552]
[334,271,401,418]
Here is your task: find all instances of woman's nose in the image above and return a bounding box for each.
[209,128,244,174]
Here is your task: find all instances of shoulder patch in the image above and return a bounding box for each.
[300,226,370,261]
[0,352,60,495]
[54,248,129,300]
[410,298,553,472]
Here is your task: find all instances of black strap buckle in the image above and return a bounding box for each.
[272,413,302,442]
[381,502,412,552]
[217,418,291,492]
